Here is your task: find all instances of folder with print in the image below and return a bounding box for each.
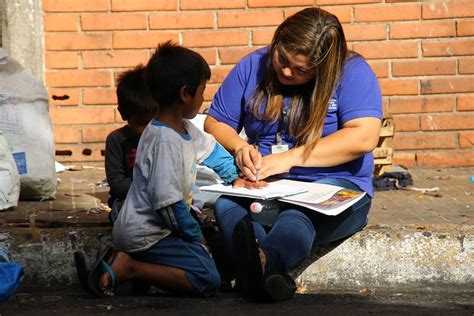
[199,179,366,216]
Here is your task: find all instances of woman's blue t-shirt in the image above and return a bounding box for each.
[208,47,382,197]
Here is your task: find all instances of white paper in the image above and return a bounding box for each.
[200,181,308,200]
[201,179,366,216]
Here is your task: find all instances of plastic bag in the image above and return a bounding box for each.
[0,130,20,210]
[0,49,57,200]
[0,250,24,302]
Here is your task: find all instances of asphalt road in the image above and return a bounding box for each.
[1,288,473,316]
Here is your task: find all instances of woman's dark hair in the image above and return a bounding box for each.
[116,64,158,121]
[145,41,211,107]
[249,7,348,160]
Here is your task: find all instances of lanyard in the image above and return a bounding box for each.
[276,105,288,145]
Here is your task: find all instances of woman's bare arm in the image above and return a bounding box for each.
[259,117,382,178]
[204,115,261,180]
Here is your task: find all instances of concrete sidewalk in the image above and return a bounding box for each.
[0,164,473,293]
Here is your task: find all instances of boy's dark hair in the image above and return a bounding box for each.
[145,41,211,106]
[116,64,158,121]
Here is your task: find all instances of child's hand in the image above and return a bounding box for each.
[232,177,267,189]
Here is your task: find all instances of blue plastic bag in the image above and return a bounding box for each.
[0,251,23,302]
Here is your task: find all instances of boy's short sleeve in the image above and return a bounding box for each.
[185,120,216,163]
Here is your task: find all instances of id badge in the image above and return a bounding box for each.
[271,144,289,154]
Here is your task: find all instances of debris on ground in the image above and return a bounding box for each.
[402,186,442,198]
[422,191,443,198]
[85,203,111,215]
[426,175,451,180]
[96,179,109,188]
[83,165,105,170]
[65,193,81,197]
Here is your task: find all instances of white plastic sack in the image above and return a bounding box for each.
[189,114,222,208]
[0,49,57,200]
[0,131,20,210]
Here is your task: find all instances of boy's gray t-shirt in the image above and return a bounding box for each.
[112,119,216,253]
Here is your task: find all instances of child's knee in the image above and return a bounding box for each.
[198,268,221,297]
[208,267,221,296]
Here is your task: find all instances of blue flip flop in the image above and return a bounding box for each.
[87,245,116,298]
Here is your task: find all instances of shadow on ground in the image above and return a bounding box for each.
[2,288,473,316]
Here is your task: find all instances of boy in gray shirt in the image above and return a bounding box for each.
[87,42,263,298]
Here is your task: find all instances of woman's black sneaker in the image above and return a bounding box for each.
[233,218,264,299]
[263,273,297,302]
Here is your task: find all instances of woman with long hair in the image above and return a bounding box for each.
[204,7,382,302]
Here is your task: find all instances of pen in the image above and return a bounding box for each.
[255,133,260,185]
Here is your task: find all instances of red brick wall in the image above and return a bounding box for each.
[43,0,474,167]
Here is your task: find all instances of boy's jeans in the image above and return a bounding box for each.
[214,178,371,274]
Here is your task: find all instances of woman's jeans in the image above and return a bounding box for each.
[214,178,371,275]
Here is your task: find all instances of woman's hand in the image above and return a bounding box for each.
[234,144,262,181]
[258,151,295,179]
[232,177,267,189]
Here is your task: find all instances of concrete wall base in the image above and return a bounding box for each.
[296,226,474,293]
[1,227,112,289]
[1,225,473,292]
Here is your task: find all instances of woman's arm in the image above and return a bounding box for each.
[259,117,381,179]
[203,115,247,155]
[204,115,262,180]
